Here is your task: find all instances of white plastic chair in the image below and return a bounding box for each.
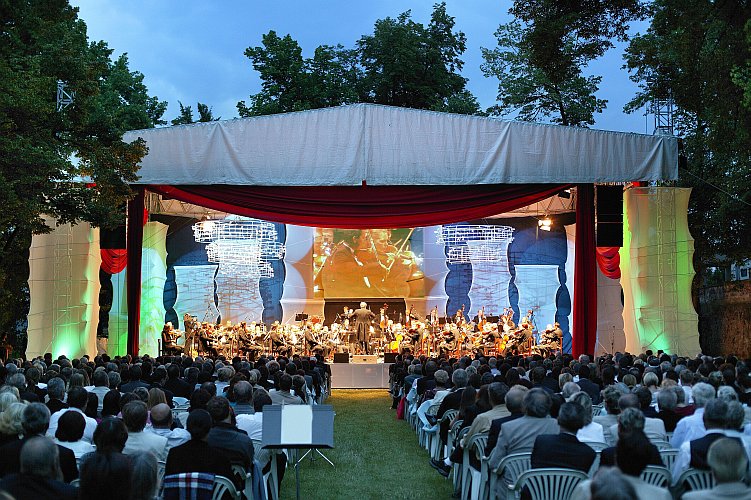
[212,475,240,500]
[416,400,434,448]
[675,467,715,492]
[172,396,189,407]
[489,451,532,500]
[512,468,589,500]
[581,441,609,452]
[652,439,673,451]
[659,449,679,470]
[461,433,488,500]
[640,465,671,488]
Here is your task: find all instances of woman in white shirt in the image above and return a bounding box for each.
[569,391,606,444]
[54,410,96,459]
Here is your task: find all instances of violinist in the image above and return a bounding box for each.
[270,323,290,356]
[454,304,466,326]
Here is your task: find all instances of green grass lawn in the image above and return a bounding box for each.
[279,389,454,499]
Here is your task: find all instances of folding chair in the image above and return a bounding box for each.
[512,468,589,500]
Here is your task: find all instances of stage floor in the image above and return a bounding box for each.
[330,362,392,389]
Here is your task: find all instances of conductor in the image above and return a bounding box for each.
[352,301,375,354]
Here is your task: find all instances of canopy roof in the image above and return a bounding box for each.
[124,104,678,186]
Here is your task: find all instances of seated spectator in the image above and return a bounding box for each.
[588,467,637,500]
[531,402,596,473]
[671,398,730,482]
[54,410,95,459]
[429,370,451,406]
[45,377,68,415]
[683,438,751,500]
[120,365,150,393]
[0,402,78,482]
[87,369,109,413]
[84,392,99,420]
[0,401,25,446]
[561,381,581,400]
[80,419,133,500]
[121,400,168,463]
[101,389,121,418]
[130,452,158,500]
[572,430,671,500]
[164,409,233,480]
[269,374,303,405]
[148,403,190,451]
[232,381,254,415]
[292,374,310,405]
[600,408,663,468]
[576,365,602,405]
[594,385,621,444]
[206,396,253,470]
[6,373,38,403]
[608,393,666,445]
[671,382,715,448]
[0,436,77,499]
[568,391,605,443]
[47,386,97,442]
[488,388,560,489]
[655,388,680,432]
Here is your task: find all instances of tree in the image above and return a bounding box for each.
[623,0,751,276]
[171,101,219,125]
[0,0,166,351]
[481,0,642,126]
[238,3,480,117]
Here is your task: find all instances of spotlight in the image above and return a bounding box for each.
[538,218,552,231]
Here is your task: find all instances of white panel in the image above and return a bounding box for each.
[466,239,512,316]
[515,265,560,333]
[596,269,626,355]
[215,274,264,324]
[174,265,220,324]
[423,225,449,315]
[139,222,168,355]
[565,225,576,347]
[282,225,314,301]
[108,269,128,356]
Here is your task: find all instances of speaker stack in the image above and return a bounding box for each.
[596,186,623,247]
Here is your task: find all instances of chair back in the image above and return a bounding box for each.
[581,441,609,452]
[677,468,715,492]
[467,432,488,462]
[639,465,671,488]
[659,449,679,470]
[514,468,589,500]
[442,409,458,424]
[652,440,673,451]
[211,475,240,500]
[496,452,532,486]
[591,404,604,417]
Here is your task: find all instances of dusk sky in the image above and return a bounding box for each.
[72,0,651,134]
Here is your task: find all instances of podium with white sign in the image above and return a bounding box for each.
[262,405,335,500]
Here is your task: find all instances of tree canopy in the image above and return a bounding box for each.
[171,101,219,125]
[237,2,481,117]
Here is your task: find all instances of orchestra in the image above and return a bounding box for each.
[161,303,562,360]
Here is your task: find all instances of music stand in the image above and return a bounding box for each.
[295,313,309,322]
[262,405,335,500]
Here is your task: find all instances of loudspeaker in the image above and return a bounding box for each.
[384,352,397,363]
[596,186,623,247]
[333,353,349,363]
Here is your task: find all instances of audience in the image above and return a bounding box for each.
[164,409,233,480]
[683,438,751,499]
[53,410,96,459]
[206,396,254,470]
[121,400,168,463]
[0,436,78,499]
[80,417,132,500]
[530,401,596,472]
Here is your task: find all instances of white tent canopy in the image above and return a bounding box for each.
[124,104,678,186]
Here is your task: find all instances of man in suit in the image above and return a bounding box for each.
[120,364,151,393]
[0,437,78,499]
[488,388,560,471]
[165,409,233,480]
[436,369,468,447]
[531,402,596,472]
[486,385,527,453]
[206,396,254,470]
[576,365,601,405]
[0,403,78,483]
[684,438,751,500]
[352,302,375,354]
[164,363,193,399]
[672,398,732,483]
[121,400,168,463]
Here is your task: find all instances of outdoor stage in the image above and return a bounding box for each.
[330,362,391,389]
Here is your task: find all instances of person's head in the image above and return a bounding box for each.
[80,446,133,500]
[642,371,659,388]
[505,386,528,414]
[558,372,573,391]
[150,403,173,429]
[617,407,645,435]
[0,402,26,437]
[20,436,61,481]
[92,416,128,453]
[434,370,449,388]
[130,451,158,500]
[561,381,581,400]
[725,401,745,432]
[6,373,27,392]
[601,385,621,415]
[616,429,653,476]
[186,409,213,441]
[707,438,749,484]
[716,385,738,403]
[147,388,167,409]
[122,400,149,433]
[66,386,88,411]
[590,467,637,500]
[234,381,253,404]
[279,373,293,392]
[691,382,715,408]
[92,370,109,388]
[459,386,477,413]
[488,382,508,407]
[252,390,272,412]
[617,393,639,411]
[189,388,212,412]
[55,409,85,442]
[451,368,468,389]
[46,377,66,401]
[523,388,552,418]
[133,386,149,403]
[657,389,677,412]
[21,403,50,437]
[207,396,232,424]
[633,386,652,410]
[567,391,594,425]
[107,371,121,390]
[558,401,587,433]
[702,398,728,430]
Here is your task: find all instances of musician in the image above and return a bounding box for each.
[198,324,218,357]
[238,323,262,361]
[429,306,439,326]
[454,305,466,326]
[438,328,457,355]
[304,326,321,354]
[269,324,290,356]
[352,302,375,354]
[161,322,183,355]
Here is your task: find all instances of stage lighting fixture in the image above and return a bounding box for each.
[538,218,552,231]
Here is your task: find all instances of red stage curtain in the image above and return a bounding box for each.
[573,184,597,357]
[101,249,127,275]
[127,187,145,356]
[596,247,621,279]
[148,184,569,229]
[126,183,569,355]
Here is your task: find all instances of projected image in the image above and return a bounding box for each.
[313,228,424,298]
